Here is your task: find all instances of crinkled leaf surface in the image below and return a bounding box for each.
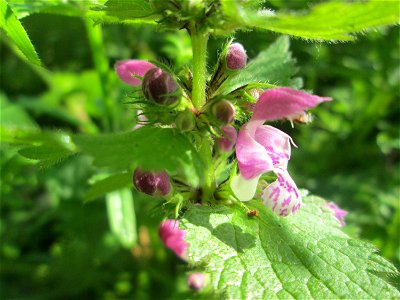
[215,36,301,96]
[182,193,399,299]
[0,0,41,65]
[222,0,400,41]
[73,127,204,187]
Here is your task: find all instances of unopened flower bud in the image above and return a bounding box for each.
[212,100,235,125]
[159,219,188,259]
[176,110,195,132]
[187,273,206,291]
[142,68,179,105]
[133,168,171,196]
[226,43,247,70]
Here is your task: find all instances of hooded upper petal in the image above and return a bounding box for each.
[115,59,155,86]
[262,168,301,217]
[251,88,331,124]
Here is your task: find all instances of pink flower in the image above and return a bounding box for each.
[159,219,188,259]
[217,125,238,152]
[231,88,331,216]
[325,202,348,226]
[115,59,155,86]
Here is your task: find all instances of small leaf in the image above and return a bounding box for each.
[182,193,400,299]
[73,127,205,187]
[222,0,400,41]
[85,172,132,202]
[106,188,137,249]
[0,0,41,65]
[216,36,301,96]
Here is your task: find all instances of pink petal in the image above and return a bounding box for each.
[217,125,238,152]
[325,202,348,226]
[262,168,301,217]
[115,59,155,86]
[236,123,274,179]
[251,87,331,123]
[254,125,293,169]
[159,219,188,259]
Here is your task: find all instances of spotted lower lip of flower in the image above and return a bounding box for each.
[262,168,302,216]
[159,219,188,259]
[115,59,155,86]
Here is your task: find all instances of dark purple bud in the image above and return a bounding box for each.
[226,43,247,70]
[212,100,235,125]
[142,67,179,105]
[187,272,206,291]
[133,168,171,196]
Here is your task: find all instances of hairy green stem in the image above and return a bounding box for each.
[190,26,215,201]
[191,27,209,110]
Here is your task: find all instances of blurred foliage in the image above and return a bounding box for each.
[0,3,399,299]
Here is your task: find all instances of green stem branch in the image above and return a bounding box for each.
[190,26,215,201]
[191,27,209,110]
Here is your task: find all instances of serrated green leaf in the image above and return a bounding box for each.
[216,36,301,96]
[73,127,204,187]
[222,0,400,41]
[0,0,41,65]
[85,172,132,202]
[106,188,137,249]
[182,194,400,299]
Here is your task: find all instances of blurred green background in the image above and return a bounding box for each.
[1,1,399,299]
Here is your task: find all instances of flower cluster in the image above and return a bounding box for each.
[115,42,331,219]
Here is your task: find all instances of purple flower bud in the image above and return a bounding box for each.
[211,100,235,125]
[325,202,348,226]
[133,168,171,196]
[142,67,179,105]
[159,219,188,259]
[226,43,247,70]
[187,272,205,291]
[217,125,237,152]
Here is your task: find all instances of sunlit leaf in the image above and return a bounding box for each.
[182,193,400,299]
[222,0,400,41]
